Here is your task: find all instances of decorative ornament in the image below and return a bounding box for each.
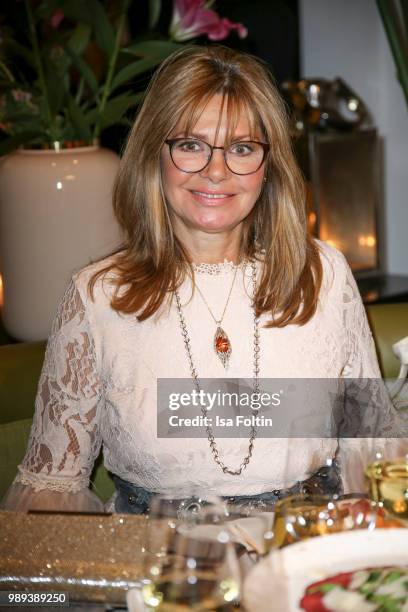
[214,326,231,368]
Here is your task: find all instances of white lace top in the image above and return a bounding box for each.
[1,242,391,513]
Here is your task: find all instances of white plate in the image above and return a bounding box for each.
[243,529,408,612]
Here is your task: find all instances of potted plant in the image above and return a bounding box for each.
[0,0,247,341]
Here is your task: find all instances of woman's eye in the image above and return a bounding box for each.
[175,140,203,152]
[230,142,254,156]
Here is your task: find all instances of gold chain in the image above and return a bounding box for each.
[194,264,239,325]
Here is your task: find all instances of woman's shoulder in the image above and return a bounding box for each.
[315,238,350,276]
[70,252,122,302]
[315,238,348,269]
[314,239,354,298]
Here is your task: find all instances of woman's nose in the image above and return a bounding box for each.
[199,148,229,182]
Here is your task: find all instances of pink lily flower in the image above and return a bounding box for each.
[170,0,247,42]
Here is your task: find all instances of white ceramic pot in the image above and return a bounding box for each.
[0,145,122,341]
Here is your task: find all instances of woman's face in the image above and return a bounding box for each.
[160,95,265,240]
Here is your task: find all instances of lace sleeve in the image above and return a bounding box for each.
[335,254,408,492]
[341,261,381,378]
[0,278,104,512]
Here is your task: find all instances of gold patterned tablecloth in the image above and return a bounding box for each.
[0,510,146,604]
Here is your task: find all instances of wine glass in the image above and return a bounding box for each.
[141,491,241,611]
[266,403,344,548]
[270,493,342,548]
[365,445,408,526]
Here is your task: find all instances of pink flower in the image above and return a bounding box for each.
[50,9,64,29]
[170,0,247,42]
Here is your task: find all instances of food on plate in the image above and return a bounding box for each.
[300,566,408,611]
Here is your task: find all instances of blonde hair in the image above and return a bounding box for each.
[90,45,322,327]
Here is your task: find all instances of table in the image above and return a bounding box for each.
[0,511,145,606]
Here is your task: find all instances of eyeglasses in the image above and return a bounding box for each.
[165,137,269,175]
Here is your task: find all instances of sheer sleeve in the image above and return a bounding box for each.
[0,278,104,513]
[340,259,380,379]
[336,256,407,493]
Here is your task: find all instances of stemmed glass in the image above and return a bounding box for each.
[141,492,241,611]
[268,407,343,548]
[365,442,408,526]
[270,493,342,548]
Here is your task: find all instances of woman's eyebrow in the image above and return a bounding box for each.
[172,131,255,141]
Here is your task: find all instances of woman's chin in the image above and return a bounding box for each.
[191,213,242,234]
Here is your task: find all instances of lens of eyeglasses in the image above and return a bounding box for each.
[169,139,266,175]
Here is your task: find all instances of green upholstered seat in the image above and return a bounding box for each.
[366,303,408,378]
[0,418,33,499]
[0,341,46,425]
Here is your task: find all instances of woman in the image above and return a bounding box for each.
[1,45,390,514]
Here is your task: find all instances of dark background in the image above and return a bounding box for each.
[128,0,299,83]
[0,0,300,151]
[116,0,300,150]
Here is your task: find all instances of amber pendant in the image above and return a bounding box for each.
[214,326,232,369]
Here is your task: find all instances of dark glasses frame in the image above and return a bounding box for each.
[165,137,270,176]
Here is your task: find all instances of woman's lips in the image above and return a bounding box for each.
[189,189,235,205]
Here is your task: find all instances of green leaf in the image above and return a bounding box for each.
[111,57,162,91]
[383,570,404,584]
[85,93,142,130]
[6,40,36,68]
[58,0,94,24]
[64,43,99,95]
[67,96,92,141]
[60,120,76,142]
[43,54,67,116]
[367,570,382,582]
[35,0,61,20]
[401,0,408,34]
[370,593,403,612]
[121,40,182,59]
[88,0,116,58]
[60,0,115,57]
[377,0,408,107]
[148,0,162,29]
[307,583,341,594]
[0,110,39,123]
[67,22,92,56]
[0,131,44,156]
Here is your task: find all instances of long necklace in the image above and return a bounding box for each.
[174,261,260,476]
[194,265,239,369]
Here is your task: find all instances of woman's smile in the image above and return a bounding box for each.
[188,188,236,205]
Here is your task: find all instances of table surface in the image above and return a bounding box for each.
[0,511,146,606]
[357,273,408,303]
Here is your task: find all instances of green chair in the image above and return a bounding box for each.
[365,303,408,379]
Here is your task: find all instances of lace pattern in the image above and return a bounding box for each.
[3,241,400,508]
[15,279,102,493]
[15,466,89,493]
[192,260,241,275]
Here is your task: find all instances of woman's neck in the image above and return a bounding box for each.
[175,226,242,264]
